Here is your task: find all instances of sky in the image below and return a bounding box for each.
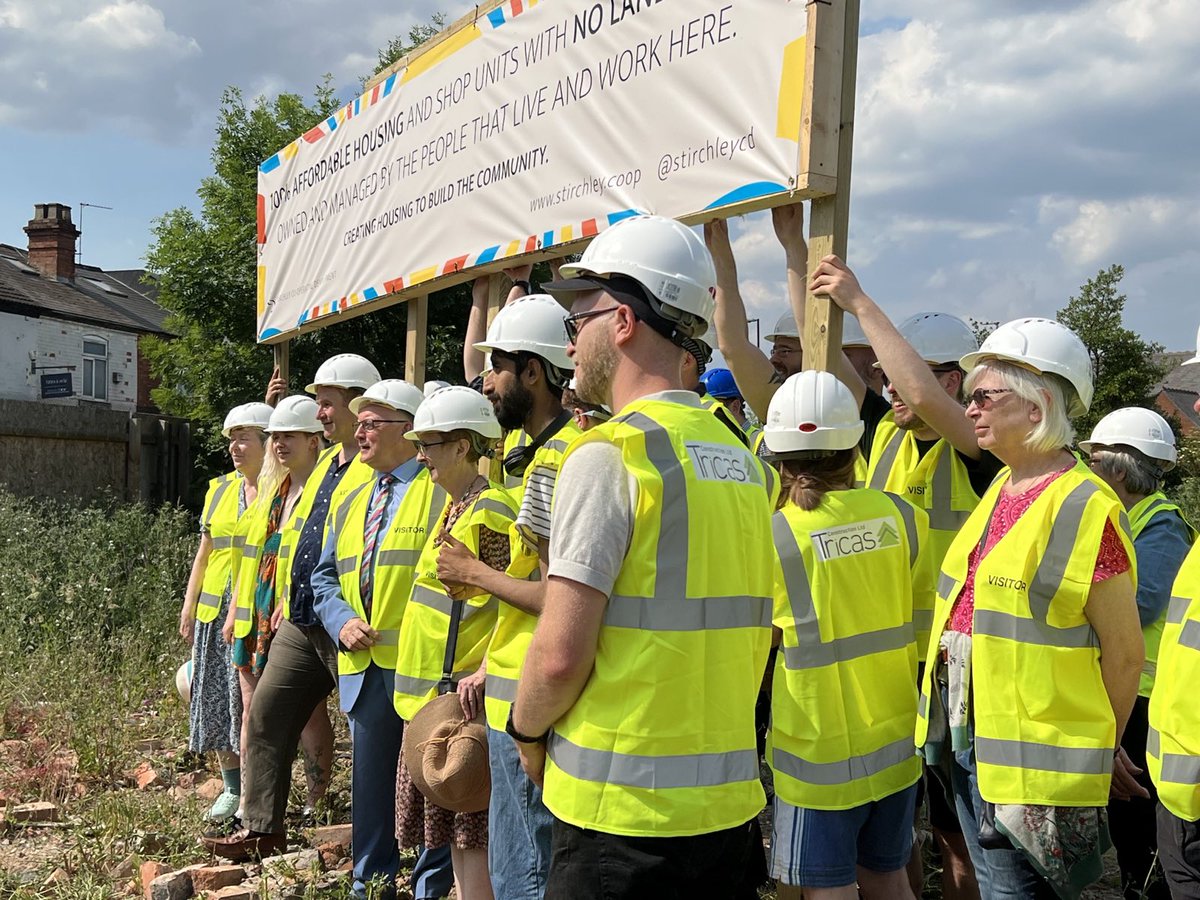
[1,0,1197,351]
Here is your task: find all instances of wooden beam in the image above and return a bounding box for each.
[486,275,504,329]
[405,295,428,386]
[801,0,859,373]
[273,340,290,393]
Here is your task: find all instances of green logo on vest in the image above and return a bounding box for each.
[876,521,901,548]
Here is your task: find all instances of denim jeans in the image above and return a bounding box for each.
[941,685,1057,899]
[487,726,554,900]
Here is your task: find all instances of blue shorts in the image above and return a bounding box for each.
[769,783,919,887]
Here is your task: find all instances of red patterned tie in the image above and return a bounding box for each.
[359,473,396,621]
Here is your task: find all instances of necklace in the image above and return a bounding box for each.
[435,476,488,544]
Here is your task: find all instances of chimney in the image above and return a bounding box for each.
[24,203,79,282]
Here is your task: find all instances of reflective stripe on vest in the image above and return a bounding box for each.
[543,399,776,837]
[772,736,917,788]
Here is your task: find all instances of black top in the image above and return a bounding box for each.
[859,390,1002,497]
[288,452,352,626]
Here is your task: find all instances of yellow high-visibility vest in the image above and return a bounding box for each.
[769,489,931,809]
[867,414,985,650]
[915,461,1136,806]
[392,485,533,720]
[543,397,779,837]
[332,468,448,675]
[1147,541,1200,821]
[323,455,375,544]
[484,418,581,731]
[232,445,339,636]
[196,471,244,624]
[699,394,750,446]
[1128,492,1197,697]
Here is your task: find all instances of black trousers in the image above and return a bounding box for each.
[1158,802,1200,900]
[545,817,760,900]
[1109,695,1170,900]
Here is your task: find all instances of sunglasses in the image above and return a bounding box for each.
[966,388,1012,409]
[564,307,620,343]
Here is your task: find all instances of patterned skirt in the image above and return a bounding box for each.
[395,754,488,851]
[188,587,243,754]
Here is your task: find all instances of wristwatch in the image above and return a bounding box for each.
[505,704,548,744]
[511,278,532,294]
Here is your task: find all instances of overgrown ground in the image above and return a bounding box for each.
[0,491,1145,897]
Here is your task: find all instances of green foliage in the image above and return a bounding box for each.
[370,12,448,85]
[1057,265,1166,437]
[968,317,998,348]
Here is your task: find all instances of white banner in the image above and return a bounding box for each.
[256,0,810,341]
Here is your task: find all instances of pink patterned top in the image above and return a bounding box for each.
[947,468,1130,634]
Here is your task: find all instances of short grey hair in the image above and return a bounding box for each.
[1089,447,1163,496]
[965,360,1075,453]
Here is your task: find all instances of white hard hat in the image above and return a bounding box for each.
[765,311,799,343]
[175,658,193,705]
[896,312,978,366]
[696,323,718,353]
[764,370,864,454]
[960,318,1093,416]
[304,353,381,394]
[222,402,274,438]
[474,294,575,372]
[841,317,870,349]
[349,379,424,417]
[1185,324,1200,365]
[266,395,324,433]
[405,386,501,440]
[1079,407,1177,469]
[557,215,716,338]
[424,380,451,397]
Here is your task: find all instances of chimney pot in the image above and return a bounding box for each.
[24,202,79,282]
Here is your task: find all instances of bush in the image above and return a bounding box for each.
[0,491,196,786]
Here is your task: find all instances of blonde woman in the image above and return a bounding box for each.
[180,402,271,821]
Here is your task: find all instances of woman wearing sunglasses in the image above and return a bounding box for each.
[914,318,1143,899]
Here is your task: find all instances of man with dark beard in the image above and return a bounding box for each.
[431,293,578,900]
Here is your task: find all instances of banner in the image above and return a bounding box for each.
[256,0,811,342]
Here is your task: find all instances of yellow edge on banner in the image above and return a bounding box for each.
[777,37,806,141]
[409,266,440,286]
[257,266,267,318]
[402,26,482,84]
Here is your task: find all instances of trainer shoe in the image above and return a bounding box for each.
[205,789,241,822]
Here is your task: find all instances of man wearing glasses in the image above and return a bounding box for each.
[509,214,780,898]
[808,255,1002,900]
[310,378,448,900]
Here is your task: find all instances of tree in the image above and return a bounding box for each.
[1056,265,1165,438]
[370,13,447,86]
[144,79,473,496]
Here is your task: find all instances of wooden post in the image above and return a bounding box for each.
[273,340,290,395]
[405,295,429,386]
[486,274,505,329]
[800,0,860,373]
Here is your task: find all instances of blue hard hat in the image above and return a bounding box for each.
[700,367,741,399]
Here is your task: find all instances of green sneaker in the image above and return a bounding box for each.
[205,790,241,822]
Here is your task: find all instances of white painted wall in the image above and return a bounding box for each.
[0,312,39,401]
[26,317,139,411]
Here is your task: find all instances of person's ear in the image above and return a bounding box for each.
[612,304,637,346]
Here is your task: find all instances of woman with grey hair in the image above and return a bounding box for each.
[915,318,1144,899]
[1080,407,1195,900]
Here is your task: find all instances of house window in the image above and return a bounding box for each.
[82,337,108,401]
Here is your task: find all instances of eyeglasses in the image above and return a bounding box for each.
[414,439,451,453]
[966,388,1012,409]
[355,419,411,433]
[564,307,620,343]
[770,345,798,357]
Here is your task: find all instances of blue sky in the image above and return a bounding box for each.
[1,0,1196,351]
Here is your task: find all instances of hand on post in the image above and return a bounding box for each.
[702,218,738,283]
[265,366,287,407]
[808,254,868,316]
[771,203,807,259]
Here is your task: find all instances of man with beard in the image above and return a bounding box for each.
[807,254,1001,900]
[431,293,578,900]
[510,214,779,898]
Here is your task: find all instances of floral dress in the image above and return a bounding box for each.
[231,476,290,676]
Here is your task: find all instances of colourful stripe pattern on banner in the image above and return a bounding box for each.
[285,207,637,332]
